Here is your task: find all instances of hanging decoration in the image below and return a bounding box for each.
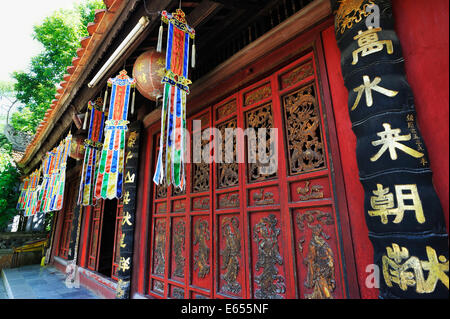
[36,150,55,213]
[23,169,40,216]
[78,98,106,206]
[153,7,195,190]
[36,133,72,213]
[94,70,135,200]
[132,49,165,101]
[16,178,30,211]
[50,133,72,212]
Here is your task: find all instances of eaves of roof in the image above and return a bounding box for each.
[16,0,127,169]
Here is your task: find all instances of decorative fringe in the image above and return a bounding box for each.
[191,41,196,69]
[157,24,163,53]
[82,109,89,130]
[102,88,108,112]
[131,87,136,115]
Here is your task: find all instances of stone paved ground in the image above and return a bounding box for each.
[1,264,100,299]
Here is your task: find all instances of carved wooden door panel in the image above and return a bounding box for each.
[148,51,348,299]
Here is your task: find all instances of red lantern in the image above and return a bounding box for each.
[132,49,165,101]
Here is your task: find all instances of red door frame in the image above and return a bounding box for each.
[86,199,105,271]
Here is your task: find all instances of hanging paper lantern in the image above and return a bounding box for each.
[132,49,166,101]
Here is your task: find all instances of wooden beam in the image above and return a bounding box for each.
[186,0,223,28]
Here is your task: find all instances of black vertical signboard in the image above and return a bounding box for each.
[115,121,142,299]
[331,0,448,298]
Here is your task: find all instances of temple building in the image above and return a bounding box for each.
[14,0,449,299]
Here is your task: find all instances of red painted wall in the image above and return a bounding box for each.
[321,0,449,299]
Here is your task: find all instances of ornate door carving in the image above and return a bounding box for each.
[148,51,349,299]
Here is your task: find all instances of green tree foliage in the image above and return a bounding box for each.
[11,0,105,133]
[0,134,20,230]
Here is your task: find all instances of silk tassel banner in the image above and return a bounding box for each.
[95,70,135,200]
[78,98,105,206]
[153,8,195,191]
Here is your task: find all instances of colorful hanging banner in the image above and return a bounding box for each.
[94,70,135,200]
[16,178,30,211]
[78,98,105,206]
[50,133,72,211]
[37,133,72,213]
[23,169,41,217]
[36,150,55,213]
[153,8,195,190]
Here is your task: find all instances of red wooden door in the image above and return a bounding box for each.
[87,199,104,271]
[148,51,348,299]
[58,177,78,259]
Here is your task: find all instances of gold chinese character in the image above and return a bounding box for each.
[420,246,449,293]
[140,73,147,83]
[406,114,414,122]
[382,244,449,293]
[120,233,126,248]
[420,157,428,166]
[383,244,418,290]
[352,76,398,110]
[125,151,133,164]
[127,131,138,148]
[352,27,393,65]
[370,123,424,162]
[368,184,425,224]
[123,191,131,205]
[122,211,132,226]
[125,171,135,183]
[119,257,130,272]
